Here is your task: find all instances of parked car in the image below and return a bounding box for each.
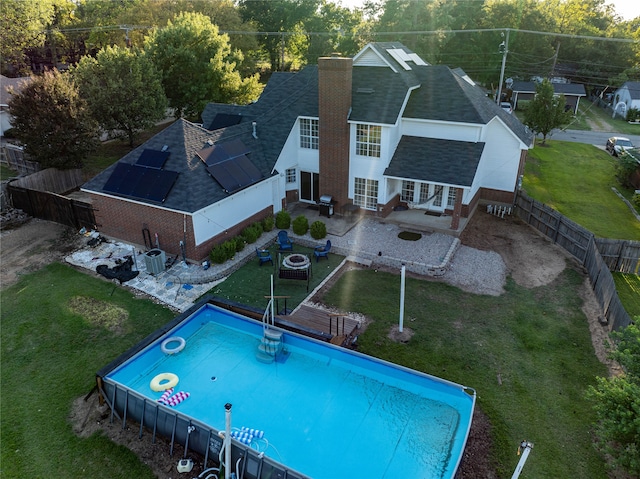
[606,136,634,156]
[500,102,513,114]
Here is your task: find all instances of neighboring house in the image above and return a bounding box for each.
[82,42,532,262]
[612,81,640,118]
[511,81,586,115]
[0,75,30,136]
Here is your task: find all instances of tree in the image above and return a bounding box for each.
[586,323,640,476]
[8,70,99,169]
[238,0,320,71]
[144,12,262,118]
[523,79,572,145]
[73,45,167,147]
[0,0,73,75]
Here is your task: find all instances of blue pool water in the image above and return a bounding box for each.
[107,304,475,479]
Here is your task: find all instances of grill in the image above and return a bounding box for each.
[318,194,334,217]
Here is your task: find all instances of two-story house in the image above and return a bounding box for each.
[82,42,532,261]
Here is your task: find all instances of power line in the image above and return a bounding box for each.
[41,25,639,45]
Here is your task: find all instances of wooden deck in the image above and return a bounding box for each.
[285,304,361,346]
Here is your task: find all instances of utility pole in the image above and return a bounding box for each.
[550,42,560,79]
[496,30,510,104]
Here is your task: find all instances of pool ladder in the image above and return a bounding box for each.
[256,328,283,364]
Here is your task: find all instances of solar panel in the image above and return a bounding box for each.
[146,170,179,203]
[207,113,242,131]
[136,149,170,169]
[206,154,263,193]
[197,139,251,167]
[102,163,178,203]
[102,163,129,194]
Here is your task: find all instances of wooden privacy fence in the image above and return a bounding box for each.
[0,143,40,175]
[515,192,636,330]
[7,168,95,230]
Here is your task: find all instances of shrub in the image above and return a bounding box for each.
[626,107,640,123]
[262,215,275,232]
[234,236,245,252]
[310,220,327,239]
[292,215,309,235]
[275,210,291,229]
[222,239,236,260]
[209,243,228,264]
[241,223,262,244]
[633,193,640,209]
[615,153,639,187]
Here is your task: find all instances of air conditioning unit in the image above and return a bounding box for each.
[144,249,166,275]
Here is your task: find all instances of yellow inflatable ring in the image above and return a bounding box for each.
[150,372,179,392]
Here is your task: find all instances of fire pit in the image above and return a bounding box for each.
[282,253,311,270]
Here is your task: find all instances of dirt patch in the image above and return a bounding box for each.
[0,218,82,288]
[460,211,567,289]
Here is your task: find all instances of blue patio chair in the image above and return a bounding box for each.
[313,240,331,262]
[276,230,293,251]
[255,247,273,266]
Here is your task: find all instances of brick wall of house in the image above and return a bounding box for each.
[318,55,352,211]
[91,193,272,262]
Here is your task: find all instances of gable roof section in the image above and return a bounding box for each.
[402,66,531,145]
[1,75,31,106]
[384,136,484,187]
[511,81,586,96]
[350,66,419,124]
[621,81,640,100]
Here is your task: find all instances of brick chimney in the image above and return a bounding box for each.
[318,54,352,210]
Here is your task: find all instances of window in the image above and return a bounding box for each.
[285,168,296,183]
[432,186,443,207]
[355,124,381,157]
[401,180,415,202]
[300,118,318,149]
[354,177,378,210]
[447,187,457,208]
[419,183,430,204]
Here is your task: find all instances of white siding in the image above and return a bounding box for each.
[192,178,278,246]
[474,118,521,193]
[401,119,482,142]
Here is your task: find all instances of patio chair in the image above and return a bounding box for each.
[276,230,293,251]
[313,240,331,262]
[255,248,273,266]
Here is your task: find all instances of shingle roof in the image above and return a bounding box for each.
[85,42,531,212]
[511,81,585,96]
[84,68,319,213]
[622,81,640,100]
[1,75,30,106]
[384,136,484,187]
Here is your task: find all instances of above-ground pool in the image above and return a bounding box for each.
[98,299,475,479]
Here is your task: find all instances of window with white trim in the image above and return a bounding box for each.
[447,187,457,208]
[419,183,430,204]
[354,177,379,210]
[401,180,415,202]
[355,124,381,157]
[285,168,296,183]
[299,118,318,149]
[432,186,443,207]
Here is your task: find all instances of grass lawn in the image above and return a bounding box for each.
[323,267,609,478]
[0,256,612,478]
[612,273,640,319]
[1,263,174,479]
[524,140,640,240]
[569,101,640,135]
[206,244,345,311]
[0,164,18,180]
